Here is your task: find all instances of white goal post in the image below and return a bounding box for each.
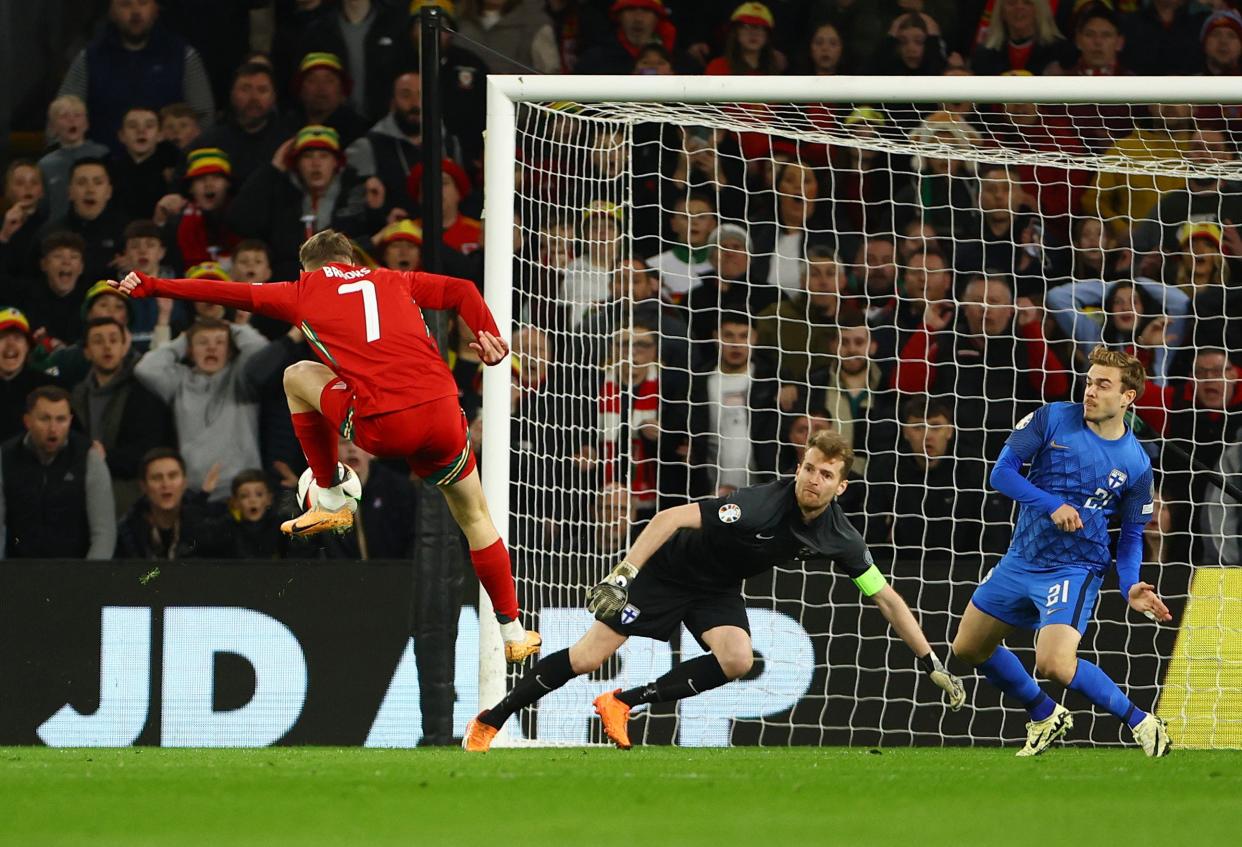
[478,75,1242,748]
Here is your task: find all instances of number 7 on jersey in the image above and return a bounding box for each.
[338,280,381,342]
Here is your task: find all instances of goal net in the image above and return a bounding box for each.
[478,76,1242,749]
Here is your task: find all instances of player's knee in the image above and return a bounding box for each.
[951,638,989,667]
[283,360,316,390]
[1034,655,1076,685]
[717,650,754,680]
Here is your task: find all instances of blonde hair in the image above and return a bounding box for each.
[45,95,88,143]
[983,0,1063,51]
[1088,345,1146,399]
[299,229,355,270]
[806,428,855,477]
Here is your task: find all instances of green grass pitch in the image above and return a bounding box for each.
[2,747,1239,847]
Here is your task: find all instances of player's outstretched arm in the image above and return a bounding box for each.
[870,584,967,710]
[108,271,299,323]
[586,503,701,618]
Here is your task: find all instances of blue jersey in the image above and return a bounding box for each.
[1001,402,1154,573]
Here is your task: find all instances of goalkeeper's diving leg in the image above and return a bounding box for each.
[462,621,750,752]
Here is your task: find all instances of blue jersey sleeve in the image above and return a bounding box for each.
[1115,522,1145,599]
[1004,405,1052,462]
[1119,465,1155,526]
[991,446,1066,515]
[991,406,1064,515]
[1114,461,1153,597]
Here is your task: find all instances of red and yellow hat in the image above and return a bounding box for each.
[731,2,774,28]
[287,125,344,168]
[293,52,352,95]
[0,307,31,337]
[407,158,472,202]
[375,219,424,247]
[609,0,667,18]
[185,147,231,181]
[186,261,231,282]
[1179,221,1223,249]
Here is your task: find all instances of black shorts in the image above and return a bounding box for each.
[598,567,750,649]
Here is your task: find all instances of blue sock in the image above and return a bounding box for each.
[978,647,1055,720]
[1068,659,1146,728]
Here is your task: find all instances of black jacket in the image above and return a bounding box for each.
[302,3,411,122]
[1,430,92,558]
[0,367,58,443]
[21,281,86,348]
[70,363,175,483]
[229,511,287,559]
[227,162,382,279]
[194,113,299,189]
[110,143,177,221]
[285,103,371,149]
[37,203,129,285]
[1122,5,1207,76]
[115,490,232,559]
[862,447,1010,561]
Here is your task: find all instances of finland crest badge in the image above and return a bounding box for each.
[718,503,742,523]
[620,604,641,625]
[1107,469,1128,490]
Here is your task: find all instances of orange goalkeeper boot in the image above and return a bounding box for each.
[462,712,499,753]
[593,689,633,750]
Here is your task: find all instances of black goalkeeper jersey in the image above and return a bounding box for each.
[648,478,874,589]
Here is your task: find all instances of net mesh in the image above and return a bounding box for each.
[499,97,1242,748]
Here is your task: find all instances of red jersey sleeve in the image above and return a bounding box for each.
[248,282,300,324]
[402,272,499,338]
[137,271,300,323]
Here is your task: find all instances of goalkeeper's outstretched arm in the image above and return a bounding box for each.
[871,584,967,710]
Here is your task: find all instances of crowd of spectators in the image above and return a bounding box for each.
[1,0,1240,570]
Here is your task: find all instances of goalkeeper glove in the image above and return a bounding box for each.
[919,652,966,711]
[587,561,640,619]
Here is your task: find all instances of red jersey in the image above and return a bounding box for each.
[134,265,499,416]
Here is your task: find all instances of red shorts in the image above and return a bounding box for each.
[319,381,476,486]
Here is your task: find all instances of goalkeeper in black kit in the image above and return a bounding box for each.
[463,430,965,751]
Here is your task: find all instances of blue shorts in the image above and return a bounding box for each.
[970,554,1102,634]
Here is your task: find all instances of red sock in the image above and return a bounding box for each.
[291,411,338,487]
[470,538,519,622]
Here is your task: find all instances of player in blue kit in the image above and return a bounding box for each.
[951,347,1173,757]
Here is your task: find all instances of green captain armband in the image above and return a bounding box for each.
[852,565,888,597]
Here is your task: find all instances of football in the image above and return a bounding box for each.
[296,463,362,513]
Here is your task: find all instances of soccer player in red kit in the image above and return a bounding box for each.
[109,229,541,662]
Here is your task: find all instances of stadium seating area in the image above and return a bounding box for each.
[0,0,1239,567]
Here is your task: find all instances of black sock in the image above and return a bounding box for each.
[616,654,730,707]
[481,649,576,728]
